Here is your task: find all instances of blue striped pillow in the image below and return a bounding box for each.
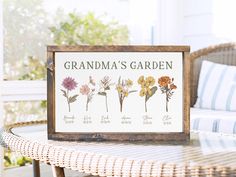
[194,60,236,111]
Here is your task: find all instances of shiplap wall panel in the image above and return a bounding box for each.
[184,0,213,16]
[2,81,46,101]
[183,15,213,36]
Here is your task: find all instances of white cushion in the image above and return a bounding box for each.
[191,108,236,134]
[194,60,236,111]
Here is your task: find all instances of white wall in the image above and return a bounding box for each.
[128,0,158,44]
[183,0,214,51]
[151,0,236,52]
[44,0,130,25]
[156,0,184,45]
[183,0,236,51]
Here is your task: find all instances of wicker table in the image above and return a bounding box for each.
[1,121,236,177]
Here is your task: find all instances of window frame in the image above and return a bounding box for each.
[0,2,46,174]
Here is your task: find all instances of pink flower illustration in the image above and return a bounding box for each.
[80,85,90,95]
[62,77,78,91]
[80,77,96,111]
[61,77,79,112]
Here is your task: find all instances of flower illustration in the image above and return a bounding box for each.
[61,77,79,112]
[98,76,113,112]
[158,76,177,112]
[116,77,137,112]
[80,77,96,111]
[80,85,90,95]
[89,76,96,86]
[138,76,157,112]
[62,77,78,91]
[158,76,171,87]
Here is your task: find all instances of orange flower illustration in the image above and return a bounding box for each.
[158,76,177,112]
[158,76,171,87]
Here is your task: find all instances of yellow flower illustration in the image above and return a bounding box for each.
[126,79,133,87]
[139,88,146,97]
[146,76,155,86]
[146,87,152,95]
[141,82,148,88]
[124,90,129,97]
[138,76,145,85]
[116,85,123,93]
[116,77,137,112]
[138,76,157,112]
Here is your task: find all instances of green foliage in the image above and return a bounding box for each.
[17,157,32,166]
[3,0,51,65]
[4,56,46,80]
[40,100,47,109]
[19,56,46,80]
[4,9,129,80]
[50,12,129,45]
[4,155,11,166]
[4,151,32,168]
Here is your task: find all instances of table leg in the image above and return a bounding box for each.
[52,165,65,177]
[32,160,40,177]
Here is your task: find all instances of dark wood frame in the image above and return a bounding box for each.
[47,45,190,141]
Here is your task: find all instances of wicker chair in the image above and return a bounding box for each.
[190,42,236,107]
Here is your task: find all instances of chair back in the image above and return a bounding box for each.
[190,43,236,106]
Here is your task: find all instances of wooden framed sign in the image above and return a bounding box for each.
[47,46,190,141]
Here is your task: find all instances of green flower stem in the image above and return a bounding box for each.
[105,95,108,112]
[120,97,123,112]
[166,92,168,112]
[86,96,89,112]
[67,89,71,112]
[145,96,147,113]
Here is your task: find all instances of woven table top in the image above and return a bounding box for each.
[1,121,236,176]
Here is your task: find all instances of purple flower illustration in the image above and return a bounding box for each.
[80,77,96,111]
[61,77,79,112]
[62,77,78,91]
